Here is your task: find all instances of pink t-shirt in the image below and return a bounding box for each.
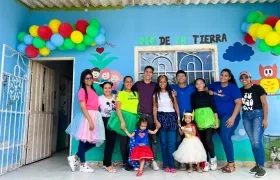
[78,88,99,110]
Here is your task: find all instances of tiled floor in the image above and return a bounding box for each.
[1,152,279,180]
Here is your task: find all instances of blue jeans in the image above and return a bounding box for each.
[242,110,265,167]
[159,129,176,168]
[218,115,240,163]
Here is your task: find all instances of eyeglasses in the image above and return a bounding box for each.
[84,77,93,81]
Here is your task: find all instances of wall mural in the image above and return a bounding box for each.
[16,18,106,58]
[88,47,123,95]
[223,42,255,62]
[240,11,280,56]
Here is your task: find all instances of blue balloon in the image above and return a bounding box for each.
[246,24,252,33]
[99,27,106,35]
[24,34,33,45]
[51,34,64,47]
[240,22,248,33]
[46,41,56,50]
[17,43,27,54]
[94,34,106,45]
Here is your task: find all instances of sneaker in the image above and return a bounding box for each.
[79,164,94,173]
[67,156,78,172]
[122,164,133,171]
[210,157,217,171]
[249,165,259,174]
[134,168,139,171]
[255,167,267,178]
[203,162,210,172]
[151,161,160,171]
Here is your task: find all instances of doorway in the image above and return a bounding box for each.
[25,58,74,164]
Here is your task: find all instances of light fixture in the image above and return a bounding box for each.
[84,2,89,12]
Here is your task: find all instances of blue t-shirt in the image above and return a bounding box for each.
[171,84,196,117]
[134,129,149,146]
[208,82,241,118]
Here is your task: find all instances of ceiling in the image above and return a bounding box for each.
[18,0,278,10]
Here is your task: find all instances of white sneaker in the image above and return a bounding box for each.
[151,161,160,171]
[79,164,94,173]
[203,162,210,172]
[134,168,139,171]
[67,156,79,172]
[210,157,217,171]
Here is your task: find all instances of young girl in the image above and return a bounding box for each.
[124,118,158,176]
[153,75,180,173]
[66,69,105,173]
[173,113,207,173]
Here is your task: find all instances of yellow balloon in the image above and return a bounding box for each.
[39,47,50,56]
[275,20,280,34]
[265,31,280,47]
[257,11,263,16]
[248,23,261,38]
[91,42,96,46]
[70,31,83,44]
[29,25,39,37]
[256,24,273,39]
[49,19,61,33]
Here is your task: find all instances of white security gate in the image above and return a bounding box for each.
[0,45,30,175]
[25,61,55,164]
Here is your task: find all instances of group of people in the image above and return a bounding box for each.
[65,65,268,178]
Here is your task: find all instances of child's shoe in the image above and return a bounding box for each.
[79,164,94,173]
[210,157,217,171]
[136,169,143,176]
[67,156,79,172]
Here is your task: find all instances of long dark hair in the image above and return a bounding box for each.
[121,76,136,96]
[154,75,175,106]
[80,69,95,101]
[221,68,237,85]
[194,78,206,90]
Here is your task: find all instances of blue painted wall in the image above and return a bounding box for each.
[27,3,280,162]
[0,0,30,170]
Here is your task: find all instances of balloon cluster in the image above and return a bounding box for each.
[241,11,280,56]
[17,18,106,58]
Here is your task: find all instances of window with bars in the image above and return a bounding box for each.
[135,45,219,85]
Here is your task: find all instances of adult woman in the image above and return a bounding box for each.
[153,75,180,173]
[239,71,268,178]
[99,82,117,173]
[107,76,139,171]
[191,78,219,171]
[208,68,242,173]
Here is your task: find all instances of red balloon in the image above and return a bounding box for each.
[38,26,53,40]
[58,23,73,38]
[264,16,279,27]
[25,45,39,58]
[76,20,89,34]
[244,33,255,45]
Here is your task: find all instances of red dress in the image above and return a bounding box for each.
[130,129,154,161]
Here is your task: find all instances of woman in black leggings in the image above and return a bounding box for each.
[191,78,219,171]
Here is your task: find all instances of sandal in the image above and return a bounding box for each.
[136,170,143,176]
[221,163,235,173]
[164,167,171,172]
[187,167,193,173]
[170,168,176,173]
[105,166,116,173]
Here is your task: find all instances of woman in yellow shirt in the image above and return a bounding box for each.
[108,76,139,171]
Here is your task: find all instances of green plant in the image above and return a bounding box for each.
[88,52,118,70]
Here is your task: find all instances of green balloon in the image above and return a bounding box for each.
[58,45,66,51]
[255,15,268,24]
[17,32,27,42]
[33,37,46,49]
[271,45,280,55]
[86,25,99,38]
[89,19,100,29]
[63,38,75,50]
[82,35,93,45]
[258,40,272,52]
[246,11,260,24]
[76,43,86,51]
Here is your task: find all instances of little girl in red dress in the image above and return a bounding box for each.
[124,118,158,176]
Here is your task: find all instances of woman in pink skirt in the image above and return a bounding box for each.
[66,69,105,173]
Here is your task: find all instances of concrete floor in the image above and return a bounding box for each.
[1,152,279,180]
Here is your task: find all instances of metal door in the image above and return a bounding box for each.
[25,61,55,164]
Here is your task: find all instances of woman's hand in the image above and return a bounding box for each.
[262,119,268,129]
[155,120,161,129]
[209,90,214,95]
[88,120,94,131]
[172,90,177,97]
[215,119,219,129]
[226,116,235,128]
[120,121,126,130]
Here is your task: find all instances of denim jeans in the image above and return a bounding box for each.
[242,109,265,167]
[218,115,240,163]
[159,129,176,168]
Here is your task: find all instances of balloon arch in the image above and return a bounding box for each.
[17,18,106,58]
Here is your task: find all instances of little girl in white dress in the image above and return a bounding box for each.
[173,112,207,173]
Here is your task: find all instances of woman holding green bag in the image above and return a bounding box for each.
[191,78,219,171]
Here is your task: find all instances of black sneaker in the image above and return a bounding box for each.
[122,164,133,171]
[249,165,259,174]
[255,167,267,178]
